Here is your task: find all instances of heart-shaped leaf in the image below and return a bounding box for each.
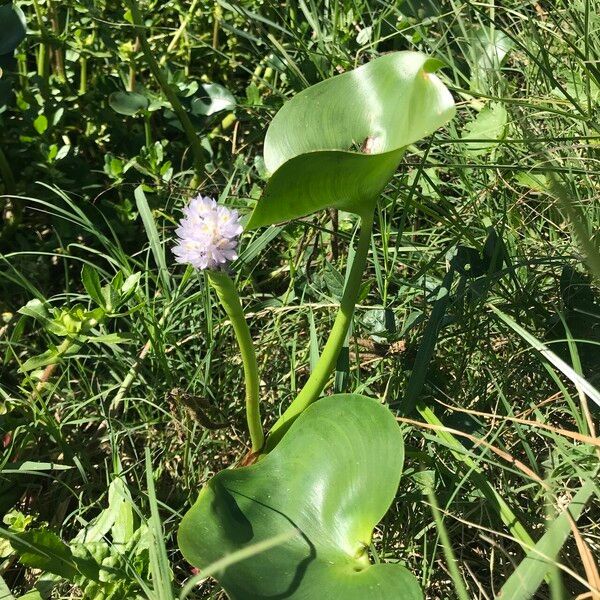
[246,51,455,229]
[0,4,26,56]
[108,91,149,116]
[179,394,421,600]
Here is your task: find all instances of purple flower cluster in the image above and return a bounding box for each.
[172,195,243,270]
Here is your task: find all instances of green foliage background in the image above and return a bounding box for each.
[0,0,599,598]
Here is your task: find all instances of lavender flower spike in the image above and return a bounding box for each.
[172,195,243,270]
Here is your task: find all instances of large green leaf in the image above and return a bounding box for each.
[246,51,455,229]
[0,4,26,56]
[179,394,421,600]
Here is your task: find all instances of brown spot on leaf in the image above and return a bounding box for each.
[361,136,377,154]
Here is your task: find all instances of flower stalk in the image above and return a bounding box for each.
[208,270,264,453]
[172,194,263,452]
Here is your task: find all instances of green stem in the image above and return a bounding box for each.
[212,3,222,49]
[144,112,152,148]
[207,270,264,453]
[265,209,375,451]
[47,0,66,82]
[162,0,200,62]
[79,55,87,95]
[128,36,140,92]
[124,0,205,180]
[32,0,50,93]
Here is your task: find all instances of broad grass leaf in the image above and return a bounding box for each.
[491,305,600,409]
[498,480,595,599]
[134,186,170,299]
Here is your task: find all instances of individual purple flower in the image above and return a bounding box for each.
[172,195,243,270]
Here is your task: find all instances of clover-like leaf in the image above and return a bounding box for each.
[179,394,421,600]
[246,52,455,229]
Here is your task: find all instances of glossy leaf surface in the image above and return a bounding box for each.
[179,394,421,600]
[247,51,455,229]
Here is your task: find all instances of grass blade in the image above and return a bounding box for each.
[498,479,596,600]
[178,531,295,600]
[427,487,470,600]
[489,305,600,409]
[134,185,171,301]
[145,448,175,600]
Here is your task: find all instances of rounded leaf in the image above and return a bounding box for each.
[190,83,236,116]
[108,91,149,116]
[179,394,421,600]
[247,52,455,229]
[0,4,26,56]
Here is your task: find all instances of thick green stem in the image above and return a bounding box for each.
[265,210,375,451]
[79,56,87,95]
[124,0,205,180]
[208,271,264,453]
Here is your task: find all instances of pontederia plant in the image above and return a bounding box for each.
[177,52,455,599]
